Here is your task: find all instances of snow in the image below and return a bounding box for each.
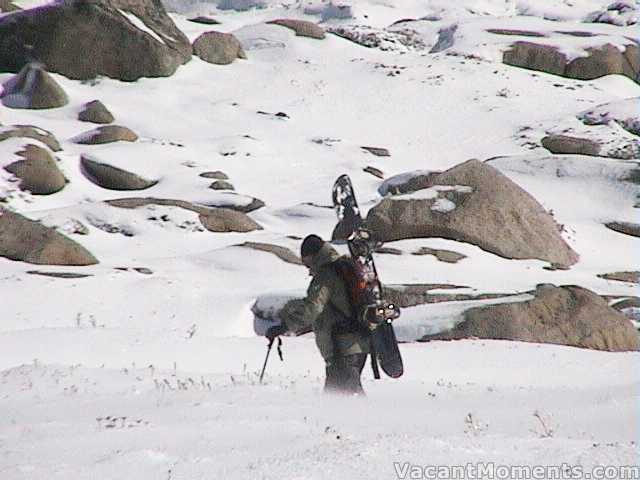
[1,0,639,477]
[119,10,168,45]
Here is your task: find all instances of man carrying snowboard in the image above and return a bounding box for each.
[267,234,370,395]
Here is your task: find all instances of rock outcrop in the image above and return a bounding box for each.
[73,126,138,145]
[0,0,191,81]
[80,155,157,191]
[421,285,640,352]
[267,19,326,39]
[78,100,115,124]
[503,41,640,84]
[0,63,68,109]
[4,144,66,195]
[366,160,579,267]
[192,31,247,65]
[0,209,98,265]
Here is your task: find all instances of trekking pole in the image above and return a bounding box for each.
[259,336,284,384]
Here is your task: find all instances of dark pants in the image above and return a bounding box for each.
[324,353,367,395]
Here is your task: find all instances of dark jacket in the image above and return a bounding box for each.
[298,242,370,362]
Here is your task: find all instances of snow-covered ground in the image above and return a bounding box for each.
[1,0,639,478]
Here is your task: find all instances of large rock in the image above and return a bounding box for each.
[266,19,325,39]
[541,135,602,156]
[0,125,61,151]
[0,209,98,265]
[0,0,191,81]
[421,285,640,352]
[80,155,157,191]
[73,125,138,145]
[0,63,68,109]
[193,31,246,65]
[503,41,640,84]
[78,100,115,124]
[366,159,579,267]
[4,144,66,195]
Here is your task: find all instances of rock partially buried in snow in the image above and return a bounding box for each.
[579,97,640,137]
[605,221,640,238]
[266,19,326,40]
[0,125,61,151]
[366,159,579,267]
[105,194,264,217]
[585,1,639,26]
[188,16,221,25]
[412,247,466,263]
[421,285,640,352]
[78,100,115,124]
[236,242,302,265]
[0,0,192,81]
[73,126,138,145]
[0,208,98,266]
[192,31,247,65]
[198,208,262,233]
[80,155,157,191]
[0,63,68,109]
[541,135,602,156]
[199,171,229,180]
[4,144,66,195]
[361,146,390,157]
[598,271,640,284]
[209,180,235,191]
[363,166,384,179]
[503,41,640,84]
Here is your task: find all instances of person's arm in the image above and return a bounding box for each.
[300,276,335,362]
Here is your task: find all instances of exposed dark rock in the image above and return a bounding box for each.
[412,247,467,263]
[367,159,578,267]
[4,144,66,194]
[188,16,220,25]
[420,284,640,352]
[209,180,235,190]
[199,170,229,180]
[363,166,384,179]
[0,125,61,151]
[361,146,390,157]
[0,63,68,109]
[541,135,601,156]
[27,270,93,278]
[267,19,325,39]
[606,221,640,238]
[0,0,192,81]
[78,100,115,124]
[236,242,302,265]
[80,155,157,191]
[0,208,98,265]
[192,31,247,65]
[598,271,640,283]
[73,125,138,145]
[503,41,640,84]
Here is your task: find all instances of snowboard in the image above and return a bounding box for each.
[332,174,404,379]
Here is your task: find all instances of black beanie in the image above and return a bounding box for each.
[300,234,324,258]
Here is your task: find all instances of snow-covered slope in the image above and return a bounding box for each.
[1,0,639,477]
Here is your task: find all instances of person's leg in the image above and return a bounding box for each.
[339,353,367,395]
[324,356,344,393]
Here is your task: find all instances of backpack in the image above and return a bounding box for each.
[331,257,375,334]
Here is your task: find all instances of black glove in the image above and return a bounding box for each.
[266,324,288,341]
